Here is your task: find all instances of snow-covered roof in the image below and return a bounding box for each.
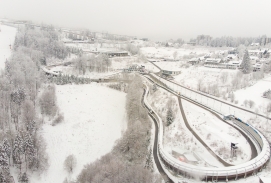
[227,54,236,58]
[250,56,259,60]
[205,58,221,63]
[228,60,241,65]
[248,49,262,54]
[253,63,262,68]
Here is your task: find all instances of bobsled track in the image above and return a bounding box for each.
[141,74,271,182]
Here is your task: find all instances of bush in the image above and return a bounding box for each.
[64,155,77,174]
[52,113,64,126]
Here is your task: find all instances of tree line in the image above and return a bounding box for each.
[76,75,162,183]
[0,25,66,182]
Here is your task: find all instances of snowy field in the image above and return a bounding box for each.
[0,25,17,70]
[144,79,224,168]
[234,75,271,110]
[152,60,271,114]
[182,100,251,165]
[30,84,126,183]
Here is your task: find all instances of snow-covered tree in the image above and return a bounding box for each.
[64,154,77,174]
[152,84,157,92]
[18,172,28,183]
[240,50,252,74]
[166,108,174,126]
[13,134,24,165]
[2,139,11,164]
[24,133,35,169]
[0,146,9,168]
[0,172,6,183]
[145,149,153,171]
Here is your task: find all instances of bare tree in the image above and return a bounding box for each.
[64,154,77,174]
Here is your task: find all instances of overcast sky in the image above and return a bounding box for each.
[1,0,271,41]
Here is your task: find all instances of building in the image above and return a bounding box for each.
[253,63,263,72]
[251,43,260,46]
[104,51,129,57]
[85,50,129,57]
[204,58,222,68]
[228,49,237,54]
[161,69,181,76]
[188,58,200,65]
[226,60,242,69]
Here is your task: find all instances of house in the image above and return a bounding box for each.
[104,51,129,57]
[253,63,263,72]
[161,69,181,76]
[188,58,200,65]
[226,60,242,69]
[251,43,260,46]
[204,58,222,68]
[227,54,236,60]
[228,49,237,54]
[250,56,259,64]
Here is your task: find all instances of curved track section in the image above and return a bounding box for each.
[141,89,174,183]
[178,97,258,162]
[142,76,271,182]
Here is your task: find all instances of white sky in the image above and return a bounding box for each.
[0,0,271,41]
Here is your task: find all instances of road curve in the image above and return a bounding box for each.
[141,88,174,183]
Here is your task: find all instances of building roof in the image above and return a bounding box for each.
[228,60,241,65]
[205,58,221,63]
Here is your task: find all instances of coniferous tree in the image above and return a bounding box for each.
[2,140,11,164]
[24,133,35,169]
[0,146,9,168]
[0,172,6,183]
[13,134,24,165]
[166,108,174,126]
[240,49,252,74]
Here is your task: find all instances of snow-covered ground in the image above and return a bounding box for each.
[144,80,224,168]
[48,55,159,79]
[234,75,271,110]
[30,84,126,183]
[152,60,271,114]
[0,25,17,70]
[182,100,251,165]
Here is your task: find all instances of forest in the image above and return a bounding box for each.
[0,25,67,182]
